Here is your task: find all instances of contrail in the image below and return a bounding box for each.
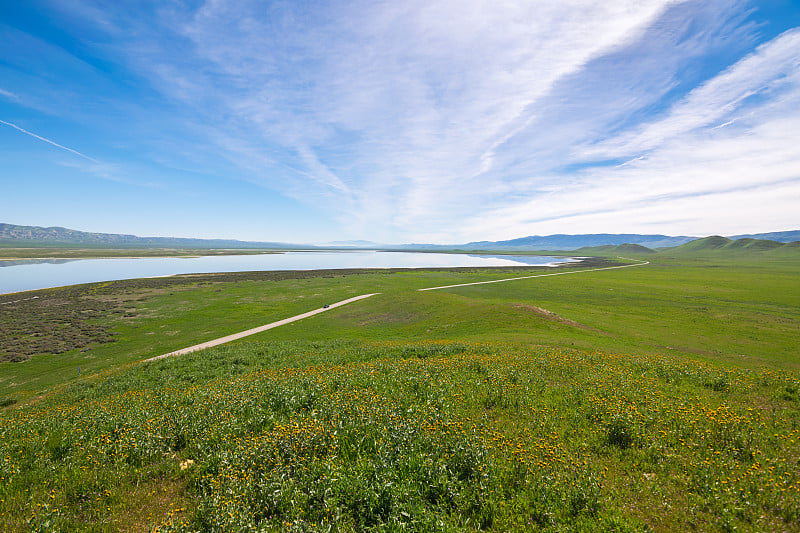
[0,119,99,163]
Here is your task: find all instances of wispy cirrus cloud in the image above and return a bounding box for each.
[462,26,800,239]
[9,0,798,242]
[582,26,800,161]
[0,88,19,101]
[135,0,688,240]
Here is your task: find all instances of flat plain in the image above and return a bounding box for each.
[0,250,798,531]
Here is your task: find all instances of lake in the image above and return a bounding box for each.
[0,251,578,295]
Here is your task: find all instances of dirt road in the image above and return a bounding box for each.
[145,293,379,362]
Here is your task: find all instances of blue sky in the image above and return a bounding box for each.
[1,0,799,244]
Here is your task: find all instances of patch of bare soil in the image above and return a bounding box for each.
[511,304,600,331]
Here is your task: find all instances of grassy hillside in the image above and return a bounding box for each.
[726,238,784,251]
[771,241,800,257]
[666,236,800,256]
[1,254,799,531]
[2,340,799,532]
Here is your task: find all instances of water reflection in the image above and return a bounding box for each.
[467,254,575,266]
[0,258,81,268]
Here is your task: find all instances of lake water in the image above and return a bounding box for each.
[0,251,578,295]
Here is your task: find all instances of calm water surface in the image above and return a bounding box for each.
[0,251,578,295]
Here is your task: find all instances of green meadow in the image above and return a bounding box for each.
[0,250,798,531]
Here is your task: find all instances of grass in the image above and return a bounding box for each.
[1,341,798,531]
[1,252,799,531]
[264,254,800,368]
[0,261,616,397]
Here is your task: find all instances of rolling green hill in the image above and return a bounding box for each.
[664,235,800,256]
[726,237,785,251]
[671,235,732,251]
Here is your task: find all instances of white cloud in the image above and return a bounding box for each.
[522,179,800,237]
[458,28,800,240]
[56,159,151,187]
[0,88,19,101]
[582,27,800,160]
[114,0,686,240]
[40,0,798,242]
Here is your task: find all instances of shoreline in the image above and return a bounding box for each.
[0,257,610,297]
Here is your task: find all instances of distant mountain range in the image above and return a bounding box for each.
[2,223,798,251]
[0,223,306,249]
[728,230,800,243]
[331,232,800,251]
[391,231,799,250]
[460,233,697,250]
[573,237,800,256]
